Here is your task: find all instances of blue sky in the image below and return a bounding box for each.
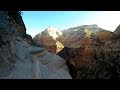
[22,11,120,37]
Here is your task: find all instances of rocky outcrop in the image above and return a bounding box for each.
[0,11,72,79]
[33,27,64,53]
[58,25,113,46]
[23,33,33,45]
[75,39,120,79]
[57,25,117,79]
[112,25,120,39]
[7,11,26,37]
[0,39,71,79]
[114,24,120,36]
[7,11,33,45]
[58,25,113,62]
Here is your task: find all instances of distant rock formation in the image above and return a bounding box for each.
[57,25,120,79]
[33,24,118,79]
[58,24,113,46]
[0,11,72,79]
[33,26,64,53]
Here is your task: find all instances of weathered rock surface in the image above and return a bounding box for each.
[33,26,64,53]
[29,46,44,54]
[114,24,120,36]
[0,40,71,79]
[112,24,120,39]
[0,11,72,79]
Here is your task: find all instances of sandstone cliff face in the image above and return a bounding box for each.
[7,11,26,36]
[59,25,113,46]
[33,27,64,53]
[0,11,72,79]
[58,25,113,63]
[1,39,71,79]
[75,39,120,79]
[57,25,117,79]
[7,11,33,45]
[112,25,120,39]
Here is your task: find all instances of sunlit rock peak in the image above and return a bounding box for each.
[44,26,62,39]
[84,28,93,38]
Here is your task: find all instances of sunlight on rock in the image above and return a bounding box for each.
[56,41,64,53]
[84,28,93,38]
